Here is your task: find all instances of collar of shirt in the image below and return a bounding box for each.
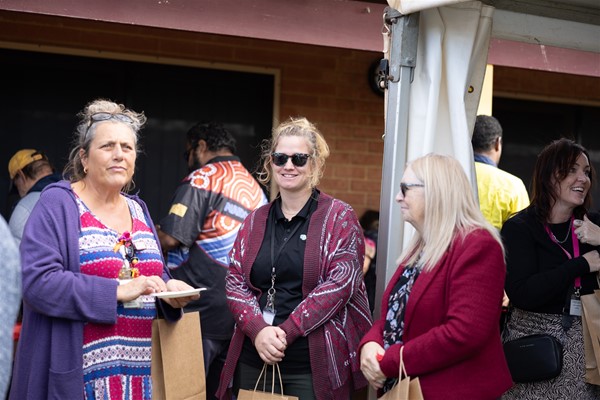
[205,155,241,165]
[474,153,497,167]
[273,189,319,222]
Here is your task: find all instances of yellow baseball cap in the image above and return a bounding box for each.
[8,149,46,179]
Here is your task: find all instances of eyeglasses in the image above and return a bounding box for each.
[86,112,134,136]
[89,112,134,126]
[400,182,424,196]
[271,153,310,167]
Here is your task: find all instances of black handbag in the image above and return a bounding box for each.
[503,333,563,382]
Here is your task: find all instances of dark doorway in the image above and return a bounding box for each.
[1,48,274,221]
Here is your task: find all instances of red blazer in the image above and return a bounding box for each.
[360,228,513,399]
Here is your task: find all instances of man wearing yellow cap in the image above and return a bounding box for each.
[7,149,61,246]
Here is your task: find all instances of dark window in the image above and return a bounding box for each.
[1,48,274,220]
[493,97,600,210]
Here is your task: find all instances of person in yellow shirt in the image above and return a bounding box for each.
[472,115,529,230]
[472,115,529,312]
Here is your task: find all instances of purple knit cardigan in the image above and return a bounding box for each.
[217,192,372,400]
[9,180,178,400]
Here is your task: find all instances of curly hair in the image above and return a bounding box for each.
[63,98,146,193]
[257,117,329,189]
[186,122,236,154]
[472,115,502,153]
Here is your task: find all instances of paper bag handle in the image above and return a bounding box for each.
[384,346,408,393]
[253,363,286,395]
[399,346,408,379]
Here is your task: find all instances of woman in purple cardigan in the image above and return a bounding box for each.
[9,99,198,399]
[359,154,513,399]
[216,117,372,400]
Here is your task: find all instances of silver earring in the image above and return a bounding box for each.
[84,167,88,174]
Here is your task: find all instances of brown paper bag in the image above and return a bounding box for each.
[379,347,424,400]
[581,290,600,385]
[237,363,299,400]
[151,311,206,400]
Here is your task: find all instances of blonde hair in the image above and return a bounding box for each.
[257,117,330,189]
[399,153,503,272]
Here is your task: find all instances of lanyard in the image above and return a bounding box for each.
[545,216,581,289]
[264,217,302,313]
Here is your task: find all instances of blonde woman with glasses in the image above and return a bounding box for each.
[359,153,512,399]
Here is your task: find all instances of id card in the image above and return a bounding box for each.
[119,279,142,308]
[123,298,142,308]
[569,295,582,316]
[262,309,276,325]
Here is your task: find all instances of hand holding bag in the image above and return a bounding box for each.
[237,363,299,400]
[378,346,424,400]
[151,311,206,400]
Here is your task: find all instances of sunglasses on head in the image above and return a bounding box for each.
[89,112,135,126]
[271,153,310,167]
[400,182,424,196]
[86,112,135,138]
[86,112,134,135]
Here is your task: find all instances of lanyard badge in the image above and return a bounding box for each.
[545,217,582,317]
[570,288,582,316]
[263,213,303,324]
[263,268,277,325]
[115,231,142,309]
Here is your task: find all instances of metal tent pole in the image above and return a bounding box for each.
[366,8,419,399]
[373,8,419,318]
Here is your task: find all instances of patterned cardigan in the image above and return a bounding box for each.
[217,192,372,400]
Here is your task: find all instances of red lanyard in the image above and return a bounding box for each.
[545,216,581,288]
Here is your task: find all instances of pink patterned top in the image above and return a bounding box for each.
[77,196,163,400]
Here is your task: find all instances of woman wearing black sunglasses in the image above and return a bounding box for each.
[359,153,512,399]
[217,117,372,400]
[9,98,198,400]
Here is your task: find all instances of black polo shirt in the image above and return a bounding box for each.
[240,190,319,373]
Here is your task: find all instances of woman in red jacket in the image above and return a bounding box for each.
[359,153,513,399]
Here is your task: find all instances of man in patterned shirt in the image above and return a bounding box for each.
[157,122,267,399]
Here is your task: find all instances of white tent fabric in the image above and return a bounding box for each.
[388,0,470,15]
[380,1,494,266]
[406,2,492,175]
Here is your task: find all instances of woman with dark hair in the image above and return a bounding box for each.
[501,138,600,399]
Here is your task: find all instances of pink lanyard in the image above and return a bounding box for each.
[545,216,581,289]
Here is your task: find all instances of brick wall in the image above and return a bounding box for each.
[0,11,386,219]
[1,10,598,219]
